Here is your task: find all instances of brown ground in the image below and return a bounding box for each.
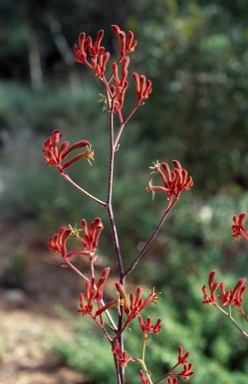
[0,221,94,384]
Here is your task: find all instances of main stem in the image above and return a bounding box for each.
[106,108,125,384]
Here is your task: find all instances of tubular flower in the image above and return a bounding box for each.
[218,278,247,311]
[164,346,193,383]
[167,378,179,384]
[112,340,137,367]
[78,268,110,317]
[115,284,161,328]
[202,270,220,305]
[133,73,152,105]
[42,129,94,172]
[48,226,72,258]
[139,316,162,335]
[48,218,104,260]
[172,346,194,380]
[177,345,189,365]
[232,212,248,240]
[178,362,194,380]
[202,271,247,318]
[146,160,193,202]
[73,30,110,77]
[78,217,104,257]
[139,370,151,384]
[111,25,137,57]
[109,56,130,115]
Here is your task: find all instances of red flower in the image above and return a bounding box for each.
[232,212,248,240]
[48,226,72,258]
[112,340,136,367]
[133,73,152,105]
[109,57,130,115]
[139,316,162,335]
[202,270,220,305]
[73,30,110,77]
[78,217,104,257]
[78,268,110,317]
[115,284,161,329]
[42,130,93,172]
[179,362,194,380]
[139,370,151,384]
[146,160,193,202]
[48,218,104,260]
[111,25,137,57]
[167,378,179,384]
[164,346,194,383]
[202,271,247,318]
[177,345,189,365]
[218,278,247,311]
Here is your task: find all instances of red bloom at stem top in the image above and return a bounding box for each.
[73,29,110,77]
[111,25,137,56]
[73,26,152,122]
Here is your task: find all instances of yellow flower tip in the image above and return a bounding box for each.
[149,160,161,173]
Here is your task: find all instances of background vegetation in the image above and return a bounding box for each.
[1,1,248,383]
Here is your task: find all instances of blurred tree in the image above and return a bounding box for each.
[126,0,248,193]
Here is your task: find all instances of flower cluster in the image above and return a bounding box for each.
[115,284,161,330]
[166,346,194,383]
[139,370,151,384]
[111,25,137,57]
[146,160,193,203]
[139,345,193,384]
[133,73,152,105]
[202,270,247,318]
[112,340,138,367]
[78,268,110,318]
[73,29,110,77]
[139,316,162,336]
[73,25,151,122]
[48,217,104,260]
[232,212,248,240]
[42,129,94,173]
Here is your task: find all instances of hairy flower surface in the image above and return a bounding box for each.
[202,270,247,317]
[48,218,103,260]
[139,316,162,335]
[112,340,137,367]
[232,212,248,240]
[115,284,161,329]
[42,129,93,172]
[48,226,72,257]
[78,268,110,317]
[147,160,193,202]
[139,370,151,384]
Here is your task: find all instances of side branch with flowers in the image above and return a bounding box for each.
[202,212,248,339]
[42,25,194,384]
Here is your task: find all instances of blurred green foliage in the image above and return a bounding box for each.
[1,0,248,382]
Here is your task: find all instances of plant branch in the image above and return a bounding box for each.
[61,170,107,207]
[114,102,139,151]
[125,198,178,277]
